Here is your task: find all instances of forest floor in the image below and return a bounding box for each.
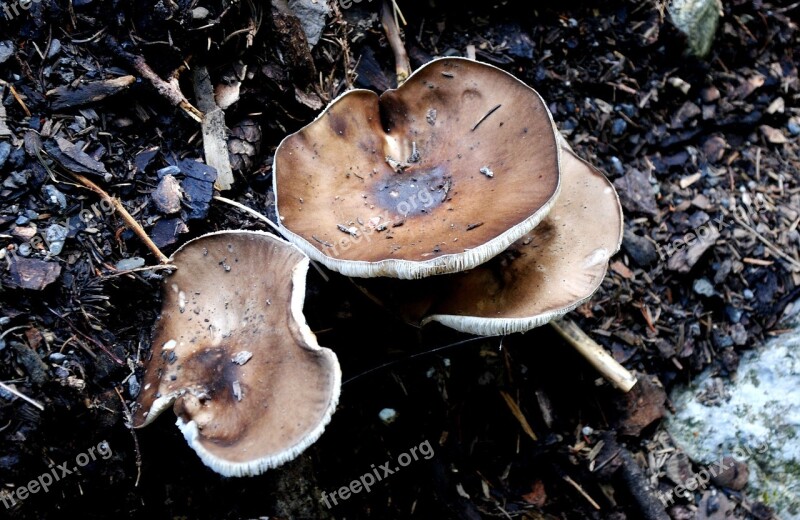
[1,0,799,518]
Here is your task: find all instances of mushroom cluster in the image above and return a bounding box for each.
[135,57,623,477]
[274,57,623,336]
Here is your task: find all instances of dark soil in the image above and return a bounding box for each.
[1,0,798,519]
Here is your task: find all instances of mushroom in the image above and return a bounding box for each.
[133,230,341,477]
[355,137,623,335]
[273,57,561,279]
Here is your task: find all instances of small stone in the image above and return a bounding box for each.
[47,39,61,59]
[713,457,751,490]
[702,135,726,163]
[156,165,181,178]
[17,243,31,256]
[613,374,666,436]
[379,408,398,425]
[0,141,11,169]
[4,171,29,189]
[191,6,209,19]
[115,257,146,270]
[622,229,658,267]
[15,214,30,225]
[48,352,66,362]
[46,224,69,255]
[787,118,800,136]
[8,257,62,290]
[725,305,742,324]
[128,375,141,398]
[613,169,659,216]
[609,156,624,175]
[11,224,37,240]
[693,278,716,297]
[152,174,183,214]
[151,217,188,249]
[664,452,694,486]
[43,185,67,209]
[701,86,720,103]
[611,118,627,136]
[288,0,331,48]
[668,0,721,56]
[0,41,12,64]
[729,323,747,346]
[671,101,702,128]
[761,125,788,144]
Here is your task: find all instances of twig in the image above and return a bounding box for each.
[70,172,169,264]
[0,381,45,411]
[114,386,142,487]
[105,36,203,123]
[732,212,800,271]
[213,195,282,235]
[48,307,125,365]
[343,336,487,385]
[0,325,29,342]
[100,264,177,280]
[500,391,538,441]
[471,104,502,132]
[562,475,601,510]
[381,0,411,85]
[550,317,638,392]
[0,79,31,117]
[212,195,330,282]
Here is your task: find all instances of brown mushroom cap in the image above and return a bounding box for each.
[273,57,561,279]
[133,230,340,477]
[356,141,623,335]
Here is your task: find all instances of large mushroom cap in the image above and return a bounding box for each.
[356,140,623,335]
[274,57,561,279]
[133,230,341,477]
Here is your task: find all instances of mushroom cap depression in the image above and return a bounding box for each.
[133,231,341,477]
[273,57,561,279]
[356,140,623,335]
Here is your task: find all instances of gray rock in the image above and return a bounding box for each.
[622,229,658,266]
[0,141,11,169]
[128,375,140,398]
[666,330,800,518]
[43,184,67,209]
[668,0,722,57]
[115,257,146,271]
[46,224,69,255]
[0,41,12,64]
[693,277,716,297]
[152,174,183,214]
[289,0,330,48]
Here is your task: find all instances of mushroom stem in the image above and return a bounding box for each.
[550,317,637,392]
[70,172,170,264]
[381,0,411,86]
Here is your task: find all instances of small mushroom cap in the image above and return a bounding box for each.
[356,141,623,335]
[274,57,561,279]
[133,231,341,477]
